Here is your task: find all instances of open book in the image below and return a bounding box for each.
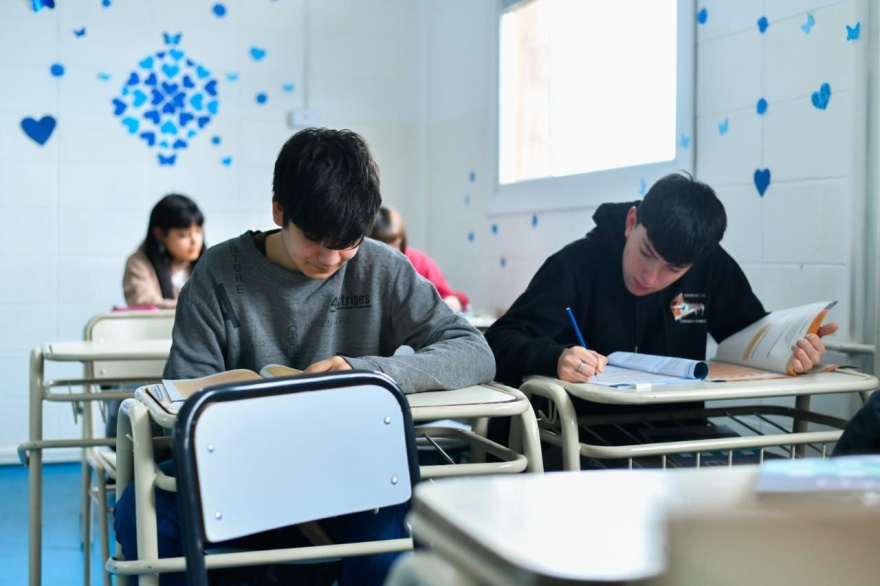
[151,364,303,409]
[585,301,838,388]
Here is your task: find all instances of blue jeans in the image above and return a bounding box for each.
[114,459,408,586]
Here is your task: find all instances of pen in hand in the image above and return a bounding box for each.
[565,307,599,379]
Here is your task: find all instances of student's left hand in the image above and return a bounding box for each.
[304,356,354,373]
[787,322,839,375]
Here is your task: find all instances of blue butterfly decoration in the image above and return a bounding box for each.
[112,33,220,166]
[32,0,55,12]
[718,118,729,135]
[801,13,815,34]
[73,27,86,37]
[846,22,860,41]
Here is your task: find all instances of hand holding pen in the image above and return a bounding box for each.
[557,307,608,383]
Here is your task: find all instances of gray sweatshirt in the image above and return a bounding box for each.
[164,232,495,393]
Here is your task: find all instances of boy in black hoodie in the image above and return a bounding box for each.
[486,172,837,413]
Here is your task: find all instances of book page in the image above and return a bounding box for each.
[607,351,709,380]
[713,301,836,375]
[586,365,698,388]
[259,364,304,378]
[162,369,262,402]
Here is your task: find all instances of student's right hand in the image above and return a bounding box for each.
[304,356,353,373]
[557,347,607,383]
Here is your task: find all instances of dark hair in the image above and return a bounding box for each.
[637,172,726,266]
[144,193,205,300]
[370,206,408,252]
[272,128,381,250]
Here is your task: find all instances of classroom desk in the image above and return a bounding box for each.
[20,339,172,586]
[402,466,880,585]
[107,381,543,584]
[465,313,497,333]
[520,369,879,470]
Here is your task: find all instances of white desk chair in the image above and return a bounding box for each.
[81,309,174,586]
[109,370,418,585]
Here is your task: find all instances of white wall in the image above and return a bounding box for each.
[0,0,420,463]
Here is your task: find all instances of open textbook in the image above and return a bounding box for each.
[587,301,839,388]
[155,364,304,406]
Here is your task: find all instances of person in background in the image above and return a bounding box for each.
[122,193,206,309]
[371,206,470,312]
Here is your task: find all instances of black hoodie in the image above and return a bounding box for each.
[486,201,767,390]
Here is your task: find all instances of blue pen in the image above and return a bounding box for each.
[566,307,600,378]
[565,307,587,348]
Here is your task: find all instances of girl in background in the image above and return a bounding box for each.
[123,193,206,308]
[371,206,470,312]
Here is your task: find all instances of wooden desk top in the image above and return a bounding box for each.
[523,368,879,405]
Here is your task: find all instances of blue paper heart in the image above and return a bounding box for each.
[112,98,127,116]
[139,131,155,146]
[256,93,267,104]
[121,87,129,96]
[139,56,154,70]
[696,7,707,24]
[847,22,861,41]
[754,169,771,196]
[159,140,169,148]
[182,75,195,89]
[197,116,211,129]
[226,72,239,82]
[187,130,197,138]
[97,72,111,81]
[73,27,86,37]
[756,98,768,115]
[801,13,815,34]
[144,110,161,124]
[250,47,267,61]
[718,118,729,135]
[50,63,64,77]
[144,72,157,86]
[162,64,180,78]
[20,115,56,145]
[156,51,166,58]
[211,136,221,145]
[213,4,227,17]
[150,89,164,106]
[32,0,55,12]
[122,117,139,134]
[126,72,139,86]
[132,89,147,107]
[680,134,691,149]
[189,94,204,110]
[282,83,295,93]
[179,112,194,126]
[170,48,185,61]
[161,82,179,95]
[172,139,188,149]
[757,16,768,33]
[162,102,177,114]
[221,156,232,166]
[204,80,218,96]
[207,100,219,114]
[160,121,178,135]
[196,65,210,79]
[811,83,831,110]
[158,153,177,165]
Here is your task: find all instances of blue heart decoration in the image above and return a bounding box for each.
[226,72,239,82]
[172,139,188,149]
[213,4,227,17]
[159,140,169,148]
[204,80,218,96]
[179,112,194,126]
[50,63,64,77]
[122,117,139,134]
[161,81,179,95]
[250,47,267,61]
[112,98,127,116]
[801,13,815,34]
[162,64,180,78]
[680,134,691,149]
[638,179,648,196]
[126,72,139,86]
[21,115,56,145]
[696,7,707,24]
[197,116,211,128]
[139,57,154,70]
[811,83,831,110]
[170,49,185,61]
[282,83,295,93]
[847,22,861,41]
[756,98,768,115]
[144,110,161,124]
[150,89,164,106]
[211,136,221,145]
[139,131,156,146]
[189,94,204,110]
[132,89,148,107]
[98,72,111,81]
[221,156,233,166]
[754,169,771,197]
[187,130,197,138]
[757,16,768,33]
[718,118,729,135]
[31,0,55,12]
[196,65,211,79]
[182,75,195,89]
[144,72,157,86]
[73,27,86,37]
[207,100,219,114]
[160,121,178,135]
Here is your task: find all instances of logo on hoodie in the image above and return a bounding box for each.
[670,292,706,323]
[330,293,372,313]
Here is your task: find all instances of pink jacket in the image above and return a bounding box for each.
[404,247,469,309]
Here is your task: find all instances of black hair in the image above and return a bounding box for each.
[636,172,726,266]
[272,128,381,250]
[143,193,205,300]
[370,206,408,252]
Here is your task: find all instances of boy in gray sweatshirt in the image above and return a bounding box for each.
[115,128,495,586]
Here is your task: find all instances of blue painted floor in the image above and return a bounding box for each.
[1,462,113,586]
